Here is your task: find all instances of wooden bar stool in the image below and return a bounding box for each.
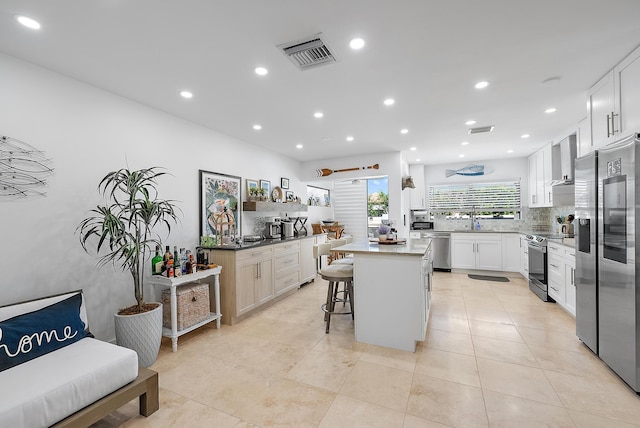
[320,264,354,333]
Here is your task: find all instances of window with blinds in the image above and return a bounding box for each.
[428,180,521,218]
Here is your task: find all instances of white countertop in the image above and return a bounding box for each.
[331,239,429,256]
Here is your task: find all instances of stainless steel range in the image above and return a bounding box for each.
[525,233,564,302]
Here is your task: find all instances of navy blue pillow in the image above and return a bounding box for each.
[0,293,90,372]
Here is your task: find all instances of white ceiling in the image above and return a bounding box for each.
[1,1,640,165]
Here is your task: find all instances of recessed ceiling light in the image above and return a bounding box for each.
[383,98,395,106]
[400,129,409,134]
[410,147,417,151]
[16,15,41,30]
[521,134,530,139]
[507,149,514,153]
[314,112,324,118]
[253,124,262,130]
[461,141,469,146]
[180,91,193,99]
[465,120,477,126]
[459,154,465,158]
[254,67,268,76]
[349,38,365,50]
[474,81,489,89]
[296,144,303,149]
[415,158,421,162]
[545,107,557,114]
[346,136,354,142]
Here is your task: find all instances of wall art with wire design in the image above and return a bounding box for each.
[1,135,54,200]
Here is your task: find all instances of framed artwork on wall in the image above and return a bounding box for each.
[246,179,258,194]
[281,177,290,189]
[259,179,271,195]
[307,185,330,207]
[200,170,241,238]
[285,191,294,202]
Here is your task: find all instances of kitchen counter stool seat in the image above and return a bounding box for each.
[320,264,354,333]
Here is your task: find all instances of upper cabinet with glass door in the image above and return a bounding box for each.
[587,45,640,153]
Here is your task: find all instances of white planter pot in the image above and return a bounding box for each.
[114,303,163,367]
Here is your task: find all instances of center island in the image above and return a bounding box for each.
[331,238,432,352]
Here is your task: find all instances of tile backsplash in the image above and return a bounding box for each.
[432,206,575,233]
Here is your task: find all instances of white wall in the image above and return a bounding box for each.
[0,53,303,341]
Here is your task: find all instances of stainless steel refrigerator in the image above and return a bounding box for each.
[574,151,598,354]
[595,133,639,392]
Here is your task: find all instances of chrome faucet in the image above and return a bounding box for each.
[470,206,476,229]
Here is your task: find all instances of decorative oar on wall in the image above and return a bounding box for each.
[316,163,379,177]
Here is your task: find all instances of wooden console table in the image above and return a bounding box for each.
[147,266,222,352]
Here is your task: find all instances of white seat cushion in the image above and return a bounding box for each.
[320,264,353,279]
[0,337,138,427]
[331,258,353,265]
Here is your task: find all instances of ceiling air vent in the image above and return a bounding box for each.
[277,33,337,71]
[468,125,495,134]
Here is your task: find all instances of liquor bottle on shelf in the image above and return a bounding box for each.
[164,245,172,268]
[179,247,186,274]
[188,252,196,274]
[185,250,193,274]
[152,245,163,275]
[166,260,174,278]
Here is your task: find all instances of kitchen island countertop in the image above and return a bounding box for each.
[333,239,428,256]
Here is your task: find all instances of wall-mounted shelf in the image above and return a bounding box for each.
[243,201,308,212]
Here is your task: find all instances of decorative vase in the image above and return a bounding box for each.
[378,234,388,241]
[114,303,163,367]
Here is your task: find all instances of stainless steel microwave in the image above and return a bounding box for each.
[411,221,434,230]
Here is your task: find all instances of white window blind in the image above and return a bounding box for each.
[332,180,368,241]
[428,180,521,213]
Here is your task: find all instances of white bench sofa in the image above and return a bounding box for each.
[0,290,159,427]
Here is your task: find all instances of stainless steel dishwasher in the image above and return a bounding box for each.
[422,231,451,271]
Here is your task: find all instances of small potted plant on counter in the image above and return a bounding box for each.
[377,224,390,241]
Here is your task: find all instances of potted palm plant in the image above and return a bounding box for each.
[77,167,180,367]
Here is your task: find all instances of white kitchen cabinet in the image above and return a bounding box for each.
[501,234,521,272]
[547,242,576,317]
[273,240,300,296]
[236,247,274,315]
[528,154,537,207]
[451,238,475,269]
[409,164,426,209]
[451,233,502,271]
[615,45,640,139]
[527,144,552,207]
[576,117,592,158]
[565,257,576,316]
[586,45,640,154]
[588,70,617,150]
[519,234,529,279]
[299,237,316,284]
[547,250,564,303]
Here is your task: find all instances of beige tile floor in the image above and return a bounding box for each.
[92,272,640,428]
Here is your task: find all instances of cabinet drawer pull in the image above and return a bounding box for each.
[550,263,559,268]
[551,286,559,292]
